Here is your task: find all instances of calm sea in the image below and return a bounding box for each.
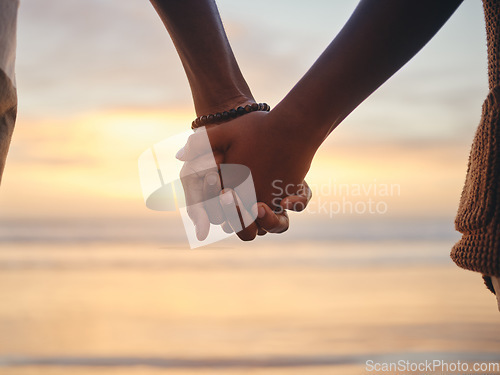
[0,217,499,375]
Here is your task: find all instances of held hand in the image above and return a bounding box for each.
[180,111,315,209]
[178,110,315,240]
[208,181,311,241]
[178,149,312,241]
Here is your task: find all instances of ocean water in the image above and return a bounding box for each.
[0,218,499,375]
[0,215,461,244]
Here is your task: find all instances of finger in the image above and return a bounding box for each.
[255,203,289,234]
[257,227,267,236]
[186,202,210,241]
[179,153,218,179]
[205,124,231,154]
[178,152,224,239]
[281,180,312,212]
[221,221,233,234]
[178,151,226,242]
[251,203,268,236]
[219,189,243,233]
[233,192,259,241]
[179,164,211,241]
[202,171,225,225]
[219,189,258,241]
[281,196,307,212]
[177,125,231,162]
[176,128,212,161]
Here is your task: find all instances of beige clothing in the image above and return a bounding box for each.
[0,0,18,183]
[0,0,18,85]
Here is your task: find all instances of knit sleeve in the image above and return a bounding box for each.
[451,87,500,279]
[483,0,500,90]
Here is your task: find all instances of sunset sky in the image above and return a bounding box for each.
[0,0,490,226]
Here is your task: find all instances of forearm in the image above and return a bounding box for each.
[272,0,463,149]
[150,0,254,116]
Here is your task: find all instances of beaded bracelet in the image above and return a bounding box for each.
[191,102,270,129]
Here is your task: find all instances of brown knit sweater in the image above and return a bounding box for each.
[451,0,500,292]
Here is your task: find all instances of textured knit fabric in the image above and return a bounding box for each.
[451,0,500,292]
[483,0,500,90]
[451,87,500,277]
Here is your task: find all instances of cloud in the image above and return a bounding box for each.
[2,0,489,221]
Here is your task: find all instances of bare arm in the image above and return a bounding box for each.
[271,0,464,149]
[150,0,254,116]
[149,0,311,240]
[198,0,465,217]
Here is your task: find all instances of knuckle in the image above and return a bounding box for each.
[293,201,306,212]
[238,229,257,241]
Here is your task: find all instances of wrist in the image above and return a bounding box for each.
[192,102,271,129]
[266,104,330,157]
[189,71,255,116]
[193,91,255,117]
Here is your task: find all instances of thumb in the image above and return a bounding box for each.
[176,127,211,162]
[176,125,230,162]
[205,124,232,154]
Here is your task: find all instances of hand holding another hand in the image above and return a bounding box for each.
[178,111,315,241]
